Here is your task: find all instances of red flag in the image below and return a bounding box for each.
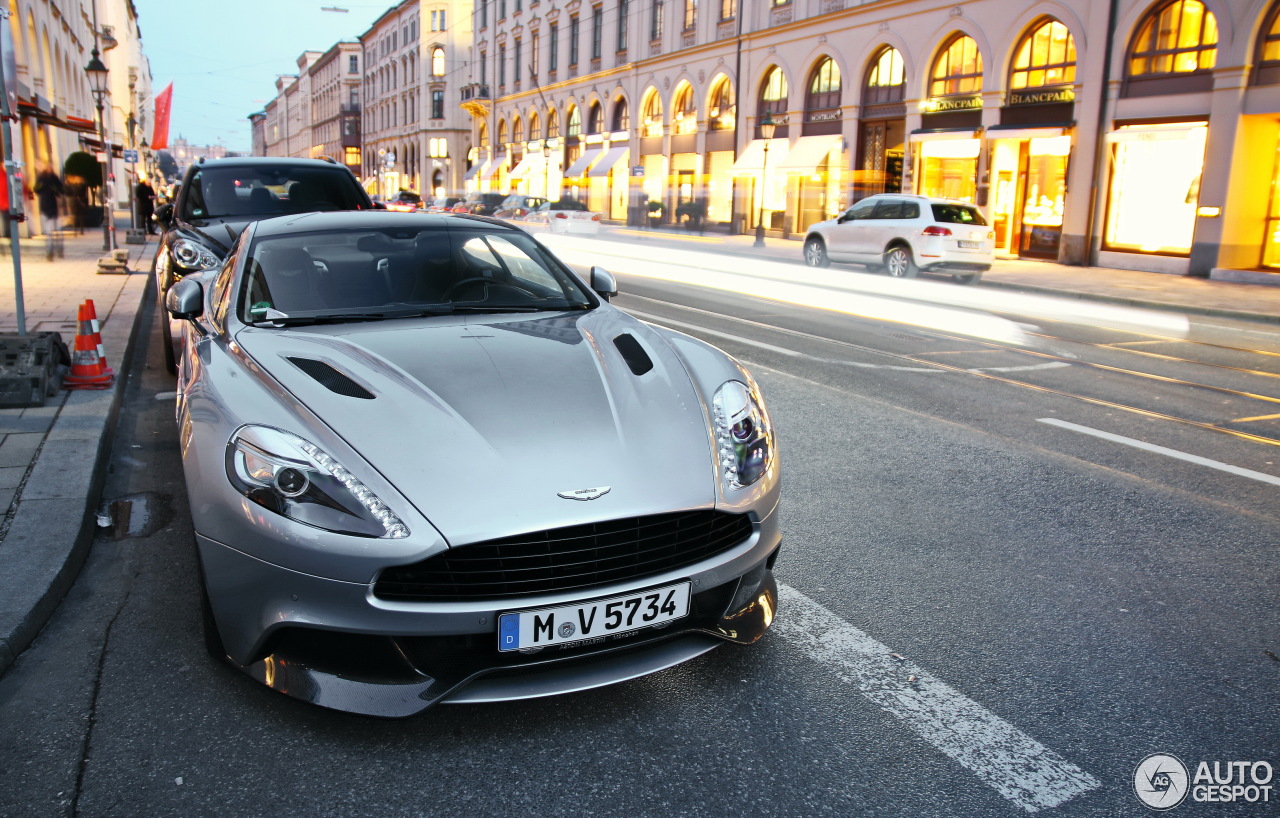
[151,83,173,150]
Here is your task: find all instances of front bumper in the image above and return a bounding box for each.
[197,511,781,717]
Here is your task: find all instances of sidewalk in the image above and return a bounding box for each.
[0,220,150,675]
[1,215,1278,680]
[602,224,1280,324]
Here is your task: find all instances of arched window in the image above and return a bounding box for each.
[588,101,604,133]
[498,119,509,145]
[547,109,560,137]
[431,46,446,76]
[1011,19,1076,88]
[567,105,581,136]
[1259,0,1280,76]
[930,34,982,96]
[759,65,788,119]
[642,90,663,137]
[806,56,841,118]
[529,112,541,139]
[864,47,905,105]
[611,98,630,132]
[512,115,524,144]
[672,82,696,134]
[708,74,735,131]
[479,121,489,148]
[1129,0,1217,77]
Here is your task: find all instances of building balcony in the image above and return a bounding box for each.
[460,84,491,117]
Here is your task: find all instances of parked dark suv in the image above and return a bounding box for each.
[450,192,507,216]
[152,156,375,372]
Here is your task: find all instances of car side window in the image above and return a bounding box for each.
[844,200,877,221]
[210,249,239,332]
[871,200,905,220]
[903,202,920,219]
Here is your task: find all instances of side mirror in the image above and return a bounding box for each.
[589,266,617,300]
[166,277,205,321]
[156,203,174,227]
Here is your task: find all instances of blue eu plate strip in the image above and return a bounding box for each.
[499,614,520,651]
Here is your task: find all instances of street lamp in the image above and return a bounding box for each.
[753,114,777,248]
[84,47,112,251]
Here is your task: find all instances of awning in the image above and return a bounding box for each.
[587,145,629,178]
[563,148,602,178]
[509,153,544,180]
[481,156,506,180]
[1105,124,1206,142]
[463,161,488,181]
[986,127,1066,141]
[730,138,790,174]
[909,129,980,142]
[778,135,842,173]
[18,101,98,134]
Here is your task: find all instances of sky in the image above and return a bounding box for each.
[132,1,392,154]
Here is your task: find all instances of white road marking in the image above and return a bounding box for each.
[1038,418,1280,486]
[627,309,1070,374]
[154,391,177,401]
[776,585,1101,813]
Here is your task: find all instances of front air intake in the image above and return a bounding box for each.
[287,357,375,399]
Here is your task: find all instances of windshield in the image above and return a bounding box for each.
[182,166,368,221]
[239,225,595,324]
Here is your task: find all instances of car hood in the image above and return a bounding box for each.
[234,309,717,546]
[177,217,257,254]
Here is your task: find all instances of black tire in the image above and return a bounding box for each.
[884,246,918,278]
[803,236,830,268]
[952,271,983,285]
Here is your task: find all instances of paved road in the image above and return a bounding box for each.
[1,248,1277,817]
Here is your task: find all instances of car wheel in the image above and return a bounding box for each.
[952,271,983,285]
[884,246,918,278]
[803,237,830,268]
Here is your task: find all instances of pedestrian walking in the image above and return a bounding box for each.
[135,178,156,234]
[33,164,64,260]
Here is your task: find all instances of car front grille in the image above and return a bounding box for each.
[373,510,754,602]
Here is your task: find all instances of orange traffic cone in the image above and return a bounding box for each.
[81,299,115,379]
[63,301,115,390]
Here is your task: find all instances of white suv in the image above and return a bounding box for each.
[803,194,994,284]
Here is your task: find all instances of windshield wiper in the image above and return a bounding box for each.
[252,308,430,327]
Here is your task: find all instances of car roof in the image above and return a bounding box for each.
[248,210,521,238]
[186,156,348,170]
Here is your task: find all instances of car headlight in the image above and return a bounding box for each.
[171,237,222,271]
[226,425,409,539]
[712,379,773,490]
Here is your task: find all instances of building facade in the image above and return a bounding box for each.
[308,40,363,175]
[5,0,153,232]
[360,0,475,198]
[465,0,1280,278]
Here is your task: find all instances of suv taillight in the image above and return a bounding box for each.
[922,225,952,237]
[555,212,568,219]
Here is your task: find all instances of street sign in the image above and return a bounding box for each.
[123,149,139,164]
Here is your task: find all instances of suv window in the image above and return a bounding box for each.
[871,200,919,220]
[931,203,988,226]
[844,199,877,221]
[183,166,367,220]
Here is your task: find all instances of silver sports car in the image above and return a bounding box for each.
[166,211,781,717]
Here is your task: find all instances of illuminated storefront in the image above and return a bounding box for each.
[1104,122,1207,255]
[916,35,984,204]
[917,131,981,202]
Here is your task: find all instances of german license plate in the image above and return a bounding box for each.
[498,581,691,652]
[957,240,982,249]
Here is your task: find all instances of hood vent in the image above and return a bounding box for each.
[288,357,375,399]
[613,334,653,376]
